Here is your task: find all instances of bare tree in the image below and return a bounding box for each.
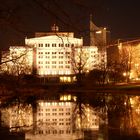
[118,42,140,82]
[0,45,33,76]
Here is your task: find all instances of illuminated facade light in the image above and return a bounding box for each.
[95,30,102,34]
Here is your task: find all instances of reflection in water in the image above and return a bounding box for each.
[128,96,140,134]
[1,94,140,139]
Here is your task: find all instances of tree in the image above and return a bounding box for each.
[115,42,140,82]
[0,46,33,76]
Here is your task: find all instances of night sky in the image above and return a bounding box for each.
[0,0,140,49]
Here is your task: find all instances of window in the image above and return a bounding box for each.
[59,61,63,64]
[59,66,63,68]
[59,56,63,59]
[45,52,50,54]
[66,118,71,121]
[66,112,71,115]
[38,52,43,54]
[66,108,71,111]
[66,56,70,58]
[66,52,70,54]
[38,61,43,64]
[46,119,50,121]
[53,130,57,134]
[39,130,43,134]
[59,113,64,115]
[38,56,43,58]
[66,130,71,134]
[52,52,57,54]
[46,56,50,58]
[52,44,56,47]
[52,113,57,115]
[46,61,50,64]
[52,66,56,68]
[59,123,64,125]
[52,56,57,59]
[39,44,43,47]
[38,113,43,116]
[46,109,50,111]
[46,113,50,116]
[59,130,64,134]
[65,65,70,68]
[52,108,57,111]
[59,52,63,54]
[46,130,50,134]
[52,61,56,64]
[65,44,70,47]
[59,118,64,121]
[45,44,50,47]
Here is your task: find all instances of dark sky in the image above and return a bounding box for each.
[0,0,140,49]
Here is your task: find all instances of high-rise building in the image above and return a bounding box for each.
[81,14,110,47]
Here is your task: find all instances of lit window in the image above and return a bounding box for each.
[59,61,63,64]
[45,44,50,47]
[39,44,43,47]
[59,66,63,68]
[46,56,50,58]
[52,61,56,64]
[52,56,57,59]
[52,108,57,111]
[52,52,57,54]
[46,61,50,64]
[65,65,70,68]
[52,44,56,47]
[59,56,63,59]
[59,108,63,111]
[52,66,56,68]
[46,66,50,68]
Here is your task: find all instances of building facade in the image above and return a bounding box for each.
[1,25,100,82]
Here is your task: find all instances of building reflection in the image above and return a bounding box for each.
[1,94,101,140]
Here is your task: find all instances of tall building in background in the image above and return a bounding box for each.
[82,14,110,69]
[82,14,110,47]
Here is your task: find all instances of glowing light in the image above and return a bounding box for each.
[96,30,102,34]
[123,72,126,76]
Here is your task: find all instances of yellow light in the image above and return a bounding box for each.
[123,72,126,76]
[68,95,71,100]
[96,30,102,34]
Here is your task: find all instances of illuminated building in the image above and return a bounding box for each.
[26,94,99,140]
[1,24,100,82]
